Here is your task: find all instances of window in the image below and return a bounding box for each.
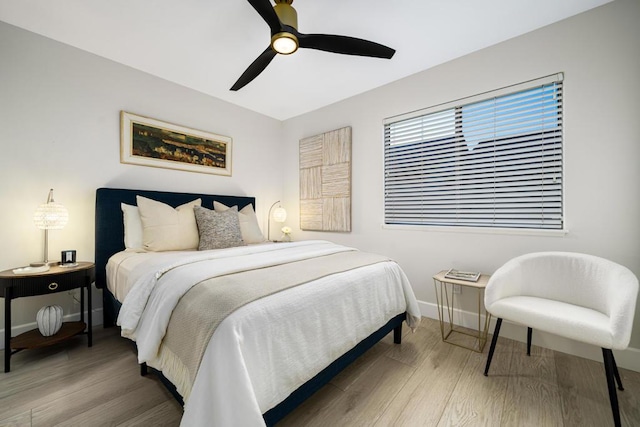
[384,74,563,230]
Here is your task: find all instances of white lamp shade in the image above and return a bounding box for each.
[272,207,287,223]
[34,201,68,230]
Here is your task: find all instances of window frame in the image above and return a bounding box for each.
[382,73,567,235]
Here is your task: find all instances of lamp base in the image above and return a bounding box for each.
[30,260,59,267]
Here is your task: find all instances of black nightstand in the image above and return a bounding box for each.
[0,262,95,372]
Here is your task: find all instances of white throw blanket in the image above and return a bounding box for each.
[117,240,421,426]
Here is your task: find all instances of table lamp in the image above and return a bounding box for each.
[268,201,287,241]
[32,189,69,266]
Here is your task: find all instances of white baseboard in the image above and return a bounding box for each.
[418,300,640,373]
[0,308,104,350]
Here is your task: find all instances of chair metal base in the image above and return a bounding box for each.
[484,318,625,427]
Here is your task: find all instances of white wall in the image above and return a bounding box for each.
[281,0,640,364]
[0,21,283,334]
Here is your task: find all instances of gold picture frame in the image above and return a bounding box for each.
[120,111,232,176]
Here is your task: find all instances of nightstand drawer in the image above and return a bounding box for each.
[9,270,88,297]
[0,265,95,298]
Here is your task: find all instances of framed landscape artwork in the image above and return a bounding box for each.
[120,111,232,176]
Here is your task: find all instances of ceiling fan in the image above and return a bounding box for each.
[230,0,396,91]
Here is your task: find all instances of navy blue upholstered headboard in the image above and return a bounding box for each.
[94,187,256,291]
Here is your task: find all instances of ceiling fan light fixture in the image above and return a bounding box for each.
[230,0,395,91]
[271,32,298,54]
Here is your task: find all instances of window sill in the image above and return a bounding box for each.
[382,223,568,237]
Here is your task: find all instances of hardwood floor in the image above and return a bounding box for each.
[1,318,638,426]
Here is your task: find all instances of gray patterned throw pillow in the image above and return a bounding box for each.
[194,205,245,250]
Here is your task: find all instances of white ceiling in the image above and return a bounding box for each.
[0,0,611,120]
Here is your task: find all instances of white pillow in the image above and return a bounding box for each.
[213,201,266,244]
[121,203,144,252]
[136,196,202,251]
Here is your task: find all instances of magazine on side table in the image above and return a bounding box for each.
[444,268,481,282]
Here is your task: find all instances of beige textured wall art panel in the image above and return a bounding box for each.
[300,127,351,231]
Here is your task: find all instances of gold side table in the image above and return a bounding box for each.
[433,270,491,352]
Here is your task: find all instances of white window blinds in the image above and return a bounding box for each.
[384,74,564,230]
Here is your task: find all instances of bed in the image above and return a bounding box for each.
[95,187,420,426]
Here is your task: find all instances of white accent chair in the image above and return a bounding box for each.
[483,252,638,427]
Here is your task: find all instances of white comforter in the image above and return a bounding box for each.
[115,240,421,426]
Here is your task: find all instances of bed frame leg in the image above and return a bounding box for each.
[393,323,402,344]
[140,362,148,376]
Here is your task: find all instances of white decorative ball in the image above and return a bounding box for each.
[36,305,63,336]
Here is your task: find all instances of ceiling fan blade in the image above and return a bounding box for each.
[247,0,281,34]
[230,46,278,91]
[297,33,395,59]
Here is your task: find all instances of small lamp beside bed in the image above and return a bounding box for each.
[31,189,68,267]
[267,201,287,242]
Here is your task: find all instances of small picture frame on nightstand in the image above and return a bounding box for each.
[61,250,77,265]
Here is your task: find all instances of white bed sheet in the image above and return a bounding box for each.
[110,241,421,426]
[106,250,177,301]
[106,245,272,301]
